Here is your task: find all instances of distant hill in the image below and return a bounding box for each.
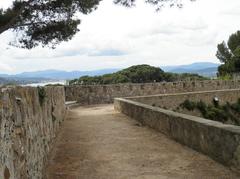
[0,62,219,82]
[70,64,207,85]
[0,76,53,85]
[161,62,219,77]
[0,77,13,85]
[0,69,120,80]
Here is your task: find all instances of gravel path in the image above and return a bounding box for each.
[45,104,238,179]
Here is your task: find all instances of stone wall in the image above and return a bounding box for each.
[114,97,240,172]
[0,86,66,179]
[65,80,240,105]
[129,89,240,110]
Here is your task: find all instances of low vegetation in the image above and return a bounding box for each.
[179,99,240,126]
[70,65,207,85]
[37,87,47,106]
[45,84,64,86]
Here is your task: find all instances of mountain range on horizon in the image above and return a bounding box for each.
[161,62,219,77]
[0,62,220,83]
[0,69,120,80]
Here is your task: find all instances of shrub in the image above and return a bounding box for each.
[196,100,207,116]
[37,87,47,106]
[179,99,240,126]
[212,97,219,107]
[180,99,196,111]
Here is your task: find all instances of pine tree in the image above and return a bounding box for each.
[0,0,193,49]
[216,31,240,76]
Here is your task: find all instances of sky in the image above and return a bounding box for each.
[0,0,240,74]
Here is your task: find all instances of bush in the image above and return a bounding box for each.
[196,100,207,116]
[37,87,47,106]
[179,99,240,126]
[180,99,196,111]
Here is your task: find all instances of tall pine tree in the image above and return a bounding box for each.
[216,31,240,76]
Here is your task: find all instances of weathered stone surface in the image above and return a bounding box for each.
[0,86,66,179]
[46,105,239,178]
[128,89,240,125]
[66,80,240,105]
[1,81,240,178]
[114,97,240,173]
[129,88,240,109]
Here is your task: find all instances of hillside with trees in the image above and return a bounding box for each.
[69,65,207,85]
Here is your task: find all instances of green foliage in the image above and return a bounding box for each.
[69,65,207,85]
[218,74,232,80]
[163,72,207,82]
[196,100,207,116]
[118,64,165,83]
[45,83,63,86]
[179,99,240,126]
[0,0,101,48]
[216,31,240,77]
[180,99,196,111]
[114,0,194,10]
[230,99,240,113]
[37,87,47,106]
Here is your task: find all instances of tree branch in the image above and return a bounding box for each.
[11,21,47,29]
[0,1,32,34]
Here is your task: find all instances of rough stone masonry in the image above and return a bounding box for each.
[0,86,66,179]
[1,80,240,178]
[65,80,240,105]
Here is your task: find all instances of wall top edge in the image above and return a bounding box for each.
[114,98,240,134]
[66,80,239,88]
[124,88,240,99]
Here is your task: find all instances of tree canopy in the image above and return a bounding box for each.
[0,0,194,49]
[69,64,207,85]
[216,31,240,77]
[0,0,101,49]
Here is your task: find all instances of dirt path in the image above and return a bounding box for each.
[45,104,238,179]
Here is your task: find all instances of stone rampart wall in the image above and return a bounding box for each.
[65,80,240,105]
[0,86,66,179]
[114,97,240,172]
[129,89,240,109]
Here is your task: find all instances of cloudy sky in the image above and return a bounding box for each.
[0,0,240,74]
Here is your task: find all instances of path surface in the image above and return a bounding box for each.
[45,105,238,179]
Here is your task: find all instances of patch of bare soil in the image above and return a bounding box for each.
[45,104,239,179]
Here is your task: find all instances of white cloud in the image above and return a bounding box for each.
[0,0,240,73]
[0,62,14,72]
[0,0,12,9]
